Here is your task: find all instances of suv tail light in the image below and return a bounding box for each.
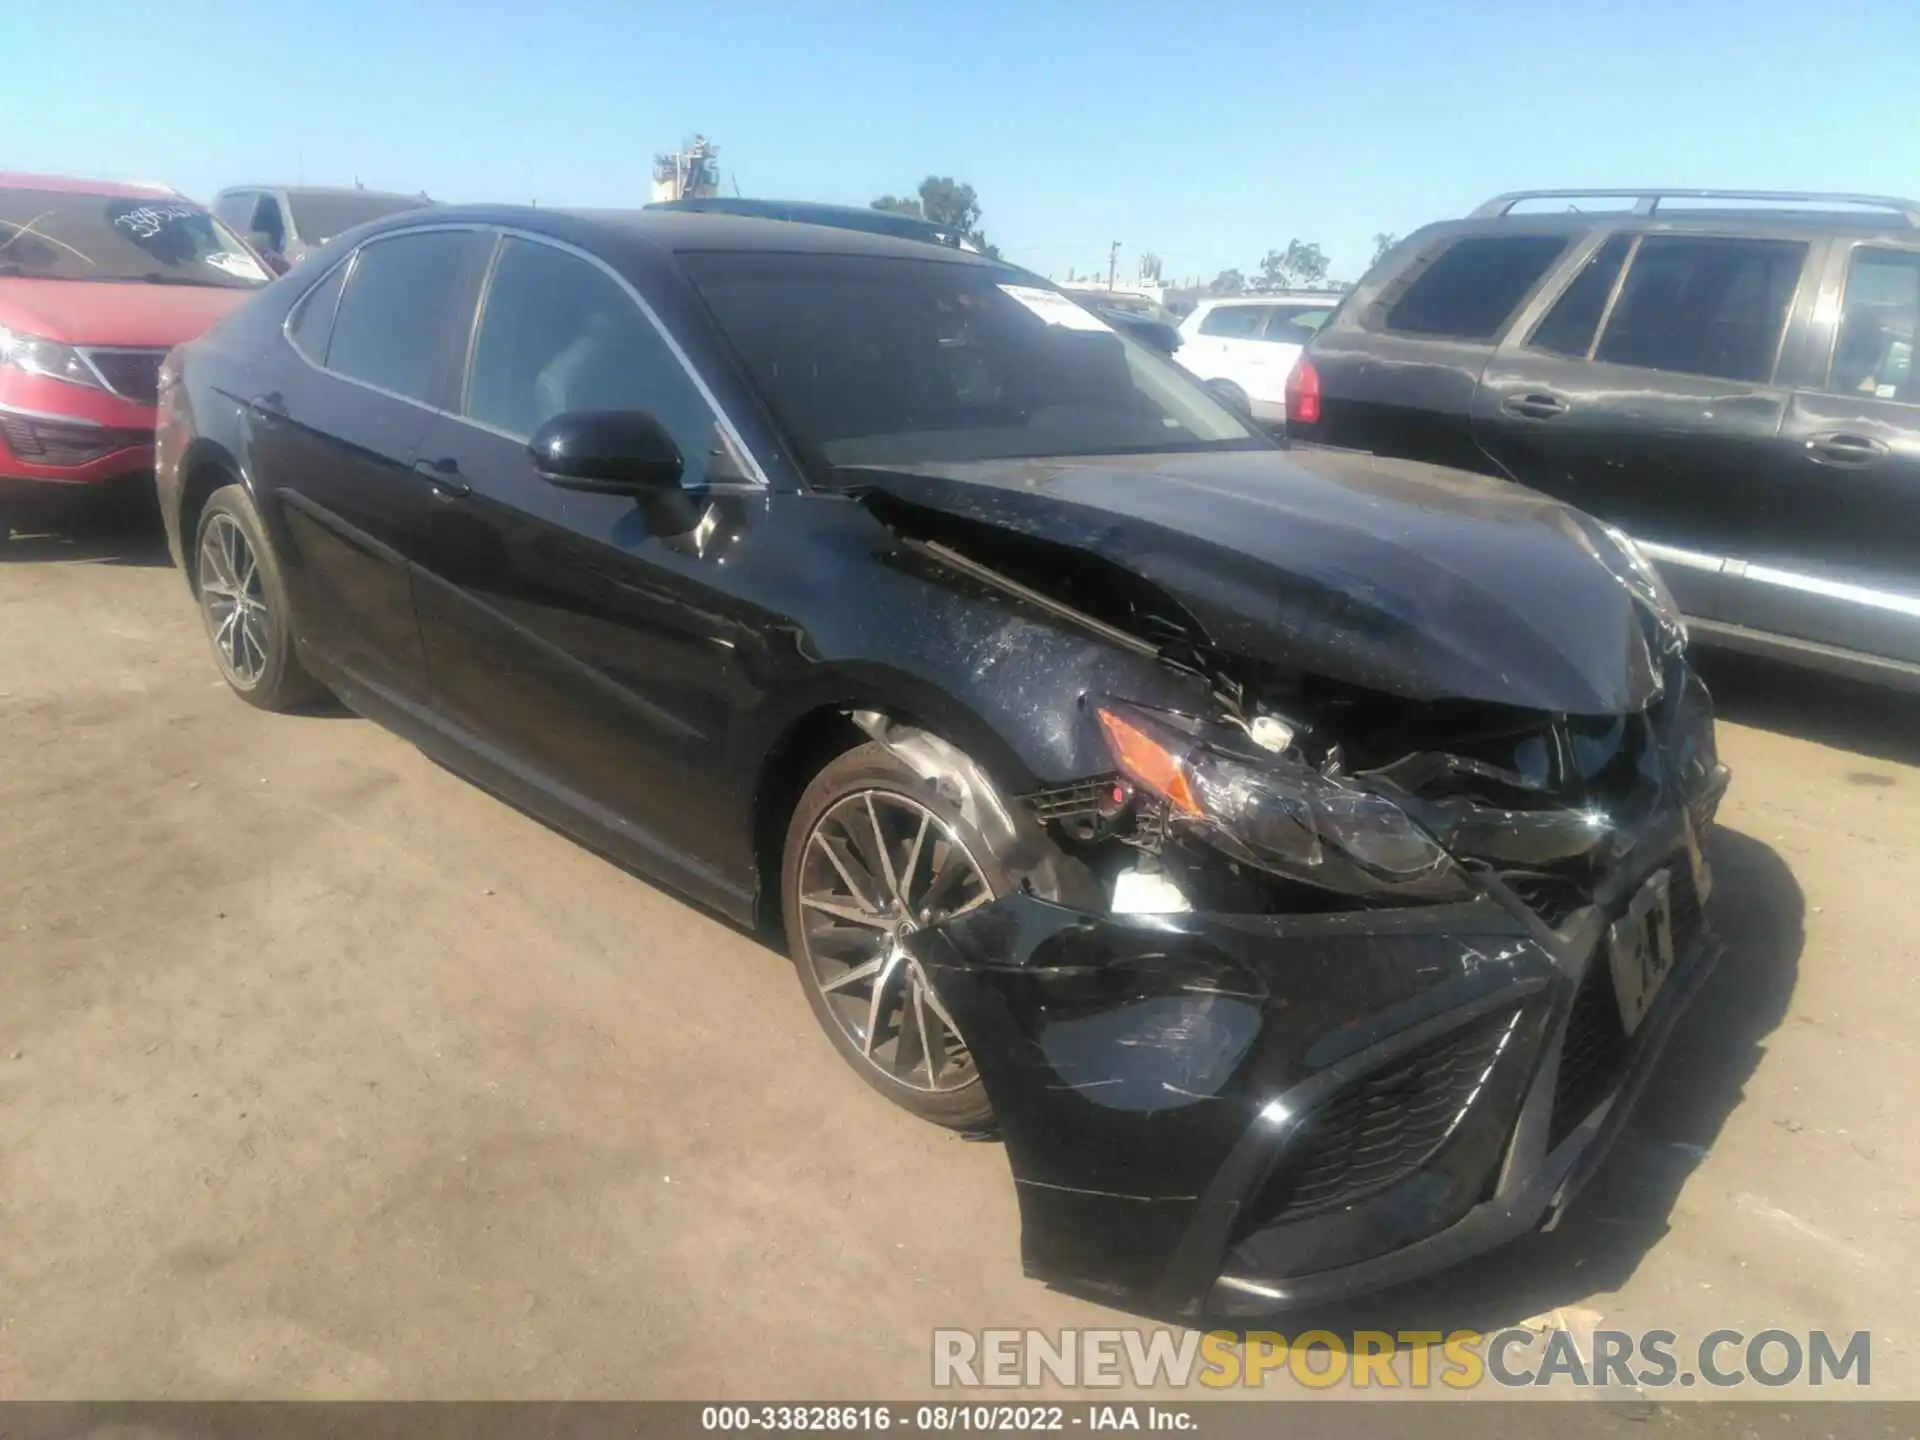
[1286,358,1322,426]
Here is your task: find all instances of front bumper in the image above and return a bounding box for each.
[908,753,1729,1315]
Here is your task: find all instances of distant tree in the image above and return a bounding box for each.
[1210,267,1246,295]
[1256,240,1331,291]
[1370,232,1400,267]
[873,176,997,257]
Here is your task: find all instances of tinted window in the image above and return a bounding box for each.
[465,238,729,483]
[1595,236,1804,382]
[1382,235,1568,340]
[213,192,253,229]
[286,191,427,245]
[326,230,485,404]
[248,195,286,250]
[1529,234,1632,358]
[1199,305,1267,338]
[286,262,347,362]
[1828,247,1920,404]
[1260,304,1335,345]
[685,253,1260,469]
[0,188,269,288]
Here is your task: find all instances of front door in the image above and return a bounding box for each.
[1760,241,1920,665]
[1473,232,1812,623]
[407,233,770,899]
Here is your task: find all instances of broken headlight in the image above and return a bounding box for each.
[1094,700,1471,901]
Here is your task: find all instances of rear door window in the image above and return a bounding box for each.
[1528,234,1633,358]
[1198,305,1268,338]
[1259,305,1334,345]
[286,261,347,362]
[1594,235,1806,383]
[1380,235,1569,340]
[1827,246,1920,403]
[324,229,490,406]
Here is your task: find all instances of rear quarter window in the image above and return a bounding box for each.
[1376,234,1571,341]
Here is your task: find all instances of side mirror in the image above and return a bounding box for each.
[528,409,700,534]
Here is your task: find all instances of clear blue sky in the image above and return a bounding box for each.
[4,0,1916,283]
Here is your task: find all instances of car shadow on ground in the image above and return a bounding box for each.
[1,508,172,567]
[1146,825,1804,1339]
[1694,650,1920,768]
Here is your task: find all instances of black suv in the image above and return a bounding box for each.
[1289,188,1920,692]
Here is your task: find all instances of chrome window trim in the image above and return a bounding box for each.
[278,221,769,488]
[279,246,360,366]
[1636,540,1726,573]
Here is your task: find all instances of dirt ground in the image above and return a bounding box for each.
[1,518,1915,1403]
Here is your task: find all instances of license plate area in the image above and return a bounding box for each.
[1608,869,1675,1036]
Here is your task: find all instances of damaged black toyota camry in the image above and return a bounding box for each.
[156,207,1729,1315]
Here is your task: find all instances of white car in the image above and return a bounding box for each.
[1176,294,1340,423]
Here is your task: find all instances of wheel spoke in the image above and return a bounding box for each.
[816,826,885,914]
[862,947,906,1056]
[864,794,903,905]
[918,839,969,918]
[898,811,931,909]
[911,979,938,1084]
[800,893,889,929]
[820,954,885,995]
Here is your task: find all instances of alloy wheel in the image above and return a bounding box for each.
[198,513,271,689]
[797,790,994,1094]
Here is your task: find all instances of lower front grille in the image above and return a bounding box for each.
[1257,1007,1521,1223]
[1546,865,1703,1148]
[81,348,166,405]
[1,412,150,467]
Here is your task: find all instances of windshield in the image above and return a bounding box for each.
[286,191,426,244]
[686,252,1264,470]
[0,189,269,288]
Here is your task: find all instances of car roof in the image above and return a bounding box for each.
[0,171,183,199]
[1422,209,1920,244]
[1198,292,1341,306]
[217,184,424,200]
[366,204,1013,267]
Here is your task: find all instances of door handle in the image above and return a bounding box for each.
[1502,392,1569,421]
[1805,432,1888,468]
[412,456,471,498]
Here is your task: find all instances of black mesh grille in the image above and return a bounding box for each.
[82,349,166,405]
[1259,1008,1519,1222]
[1500,869,1588,929]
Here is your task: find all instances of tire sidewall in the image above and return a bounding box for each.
[193,483,314,711]
[781,742,1012,1130]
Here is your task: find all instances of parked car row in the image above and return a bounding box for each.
[149,198,1726,1314]
[1,172,428,534]
[1290,188,1920,694]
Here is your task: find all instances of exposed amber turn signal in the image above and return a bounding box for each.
[1096,707,1201,816]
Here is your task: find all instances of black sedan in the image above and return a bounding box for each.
[155,207,1729,1313]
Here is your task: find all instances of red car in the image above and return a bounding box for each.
[1,172,269,534]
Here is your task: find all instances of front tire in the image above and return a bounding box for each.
[782,741,1046,1130]
[194,483,324,712]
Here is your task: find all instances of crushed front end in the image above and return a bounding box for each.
[905,644,1729,1314]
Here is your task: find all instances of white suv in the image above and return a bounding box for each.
[1176,294,1340,422]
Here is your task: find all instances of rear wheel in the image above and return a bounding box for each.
[782,741,1036,1130]
[194,484,325,712]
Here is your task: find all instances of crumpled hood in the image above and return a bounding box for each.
[847,446,1663,714]
[0,277,250,347]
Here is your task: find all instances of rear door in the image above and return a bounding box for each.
[263,225,491,707]
[1763,240,1920,663]
[1176,302,1271,399]
[1304,231,1574,473]
[1472,232,1812,625]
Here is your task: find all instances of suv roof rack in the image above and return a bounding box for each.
[1470,188,1920,228]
